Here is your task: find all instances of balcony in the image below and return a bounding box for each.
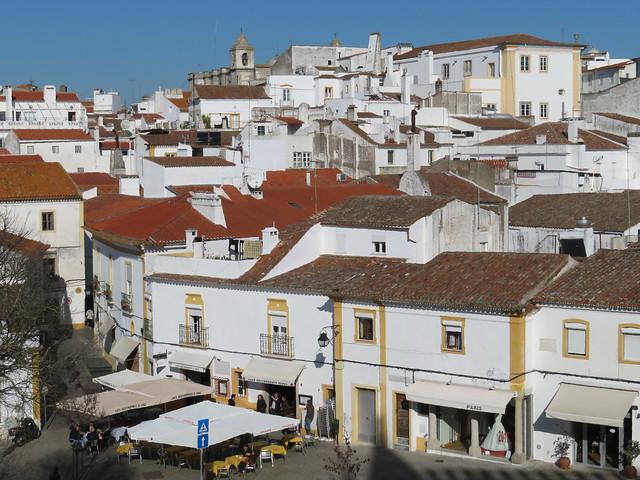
[143,318,153,340]
[121,292,133,313]
[179,324,209,347]
[260,334,294,358]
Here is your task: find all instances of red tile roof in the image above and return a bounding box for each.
[586,60,635,73]
[195,85,270,100]
[274,116,304,125]
[535,249,640,312]
[452,116,530,130]
[395,34,581,60]
[168,97,189,112]
[12,129,93,141]
[0,154,44,164]
[85,194,161,225]
[0,163,81,201]
[594,112,640,126]
[256,252,573,314]
[357,112,382,119]
[69,172,119,194]
[0,91,81,102]
[100,140,132,150]
[480,122,627,150]
[145,156,235,168]
[0,148,10,154]
[509,191,640,232]
[0,230,49,257]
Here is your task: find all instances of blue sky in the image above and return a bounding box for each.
[3,0,636,102]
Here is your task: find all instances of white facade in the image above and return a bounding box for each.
[194,97,273,129]
[93,89,123,114]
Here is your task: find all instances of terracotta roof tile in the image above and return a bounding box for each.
[274,116,304,125]
[509,191,640,232]
[0,148,10,154]
[168,97,189,112]
[145,156,235,168]
[0,91,81,102]
[0,154,44,164]
[395,34,581,60]
[0,230,49,257]
[258,252,573,314]
[195,85,270,100]
[452,116,530,130]
[100,140,132,150]
[69,172,119,194]
[12,129,93,141]
[535,249,640,312]
[357,112,382,119]
[586,60,635,73]
[0,163,81,201]
[594,112,640,126]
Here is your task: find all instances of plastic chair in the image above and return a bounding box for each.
[294,441,305,455]
[217,466,231,479]
[259,449,274,468]
[304,434,315,448]
[128,447,142,464]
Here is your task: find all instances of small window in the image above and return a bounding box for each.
[486,103,497,111]
[52,145,59,154]
[539,56,548,72]
[428,150,434,165]
[373,241,386,254]
[216,379,228,397]
[563,320,588,358]
[68,111,77,122]
[620,325,640,363]
[241,52,248,66]
[463,60,472,76]
[75,145,82,154]
[519,102,531,117]
[520,55,530,72]
[282,88,290,102]
[383,110,390,117]
[27,145,34,154]
[324,86,334,99]
[356,314,375,342]
[442,63,450,80]
[442,318,464,353]
[487,62,496,77]
[257,125,266,136]
[293,151,311,168]
[387,150,394,165]
[43,257,56,277]
[41,212,54,231]
[539,102,548,119]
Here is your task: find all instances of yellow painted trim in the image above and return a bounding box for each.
[31,350,41,422]
[500,47,516,115]
[572,49,581,114]
[185,293,204,327]
[509,315,526,393]
[322,384,335,402]
[351,384,379,446]
[416,436,427,452]
[334,299,344,442]
[267,298,289,336]
[562,319,590,360]
[463,76,472,93]
[232,368,247,398]
[618,323,640,365]
[149,145,156,157]
[379,304,387,447]
[440,316,466,355]
[353,308,377,344]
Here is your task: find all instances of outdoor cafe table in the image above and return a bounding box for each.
[210,460,229,476]
[248,440,269,450]
[261,444,287,457]
[282,435,303,448]
[225,455,245,469]
[116,443,134,455]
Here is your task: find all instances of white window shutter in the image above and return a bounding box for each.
[567,328,586,355]
[624,333,640,361]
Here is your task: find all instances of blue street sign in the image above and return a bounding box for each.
[197,418,209,435]
[198,433,209,449]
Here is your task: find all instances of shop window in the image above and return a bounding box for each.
[563,320,589,358]
[215,378,229,397]
[441,318,465,353]
[619,325,640,363]
[235,370,247,397]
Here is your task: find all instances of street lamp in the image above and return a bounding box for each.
[317,326,339,348]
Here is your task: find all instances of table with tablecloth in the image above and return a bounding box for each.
[116,443,134,455]
[261,444,286,457]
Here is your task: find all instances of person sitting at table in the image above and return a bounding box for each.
[269,392,282,416]
[281,395,291,417]
[256,394,267,414]
[228,394,236,406]
[69,423,84,449]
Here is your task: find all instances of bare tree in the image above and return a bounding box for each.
[0,214,66,423]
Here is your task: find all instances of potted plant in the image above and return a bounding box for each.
[552,434,571,470]
[623,440,640,478]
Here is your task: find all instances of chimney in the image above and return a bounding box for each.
[567,118,585,142]
[188,192,226,226]
[185,228,198,252]
[305,170,312,187]
[535,134,547,145]
[401,70,411,104]
[261,226,280,255]
[406,131,421,172]
[347,104,358,122]
[385,52,394,75]
[43,85,56,104]
[3,86,12,121]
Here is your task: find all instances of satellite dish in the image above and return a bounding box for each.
[121,119,131,130]
[246,172,263,190]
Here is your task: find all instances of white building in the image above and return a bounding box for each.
[192,85,273,129]
[529,249,640,469]
[93,89,123,114]
[0,85,87,143]
[509,191,640,255]
[3,128,103,173]
[394,34,582,122]
[0,162,85,327]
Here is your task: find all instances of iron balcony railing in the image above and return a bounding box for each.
[179,324,208,347]
[260,333,294,358]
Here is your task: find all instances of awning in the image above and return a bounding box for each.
[98,316,115,336]
[122,378,213,404]
[545,383,638,427]
[94,369,152,389]
[241,357,304,387]
[406,381,516,414]
[58,390,151,418]
[169,349,214,373]
[110,336,139,363]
